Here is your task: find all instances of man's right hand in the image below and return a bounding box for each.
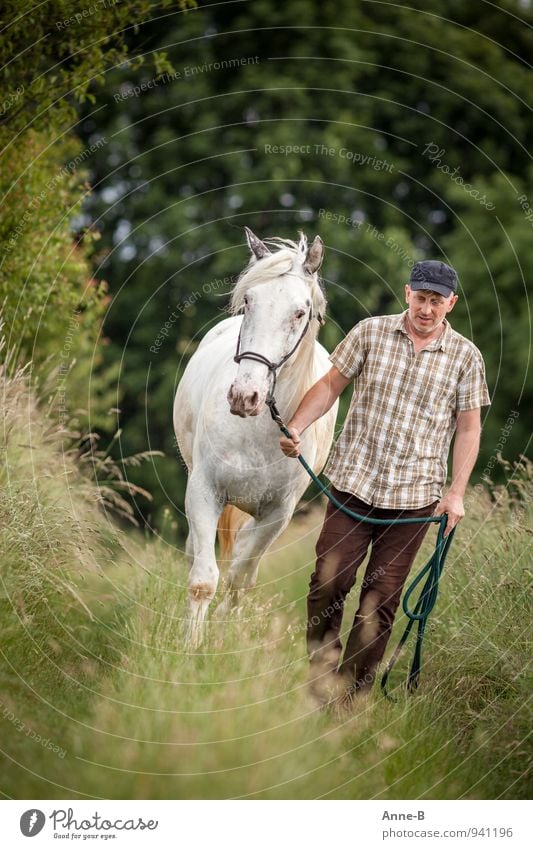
[279,426,301,457]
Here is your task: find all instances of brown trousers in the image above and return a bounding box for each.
[307,487,438,692]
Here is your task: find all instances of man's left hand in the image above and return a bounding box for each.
[434,492,465,537]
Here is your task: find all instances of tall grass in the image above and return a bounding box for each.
[0,366,130,795]
[0,370,531,799]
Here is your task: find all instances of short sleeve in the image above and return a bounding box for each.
[456,348,491,411]
[329,322,367,379]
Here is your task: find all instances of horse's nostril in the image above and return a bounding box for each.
[250,391,259,407]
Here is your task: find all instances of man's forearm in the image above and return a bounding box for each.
[289,375,341,433]
[449,426,481,497]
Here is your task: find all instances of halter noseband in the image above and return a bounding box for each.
[233,307,314,421]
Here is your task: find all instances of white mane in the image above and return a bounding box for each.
[229,234,326,324]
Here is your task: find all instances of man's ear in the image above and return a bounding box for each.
[446,294,459,313]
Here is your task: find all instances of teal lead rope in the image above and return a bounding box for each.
[269,404,456,699]
[380,519,455,698]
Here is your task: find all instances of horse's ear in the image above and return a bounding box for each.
[244,226,270,260]
[304,235,324,274]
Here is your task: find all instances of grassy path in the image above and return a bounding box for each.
[1,374,531,798]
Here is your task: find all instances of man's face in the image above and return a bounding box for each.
[405,285,458,334]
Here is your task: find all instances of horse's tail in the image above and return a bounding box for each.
[217,505,248,563]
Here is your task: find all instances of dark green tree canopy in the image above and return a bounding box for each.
[68,1,533,524]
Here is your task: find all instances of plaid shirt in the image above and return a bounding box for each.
[324,311,491,509]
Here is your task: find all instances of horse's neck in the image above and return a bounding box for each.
[275,334,319,419]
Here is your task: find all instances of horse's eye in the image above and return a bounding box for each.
[295,309,306,320]
[243,295,248,307]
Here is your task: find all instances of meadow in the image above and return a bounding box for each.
[1,369,531,800]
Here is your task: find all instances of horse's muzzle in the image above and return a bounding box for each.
[227,384,263,417]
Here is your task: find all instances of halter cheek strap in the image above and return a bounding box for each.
[233,307,314,411]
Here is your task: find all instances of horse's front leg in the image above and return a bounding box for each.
[184,472,223,648]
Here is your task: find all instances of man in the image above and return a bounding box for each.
[279,260,490,702]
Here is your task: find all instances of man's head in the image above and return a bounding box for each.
[405,260,458,334]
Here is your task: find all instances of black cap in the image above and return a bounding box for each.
[409,260,458,298]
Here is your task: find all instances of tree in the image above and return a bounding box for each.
[0,1,193,430]
[77,0,532,525]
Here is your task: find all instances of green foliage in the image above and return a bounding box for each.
[0,373,531,797]
[443,168,533,461]
[76,0,532,524]
[0,1,530,801]
[0,0,195,429]
[0,366,130,772]
[0,129,114,426]
[0,0,193,135]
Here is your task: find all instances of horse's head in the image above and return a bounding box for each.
[227,228,326,417]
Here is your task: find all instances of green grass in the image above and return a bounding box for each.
[0,369,531,799]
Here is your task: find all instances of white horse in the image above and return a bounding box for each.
[173,228,338,645]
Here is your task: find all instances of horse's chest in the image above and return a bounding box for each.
[212,446,297,514]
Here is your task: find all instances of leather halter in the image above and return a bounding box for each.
[233,307,313,420]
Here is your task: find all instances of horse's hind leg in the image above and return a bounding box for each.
[184,472,223,647]
[219,504,293,611]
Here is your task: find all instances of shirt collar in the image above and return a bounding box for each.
[393,310,449,351]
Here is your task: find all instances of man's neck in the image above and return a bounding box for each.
[404,314,446,348]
